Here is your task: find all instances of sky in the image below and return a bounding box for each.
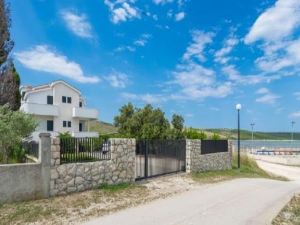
[8,0,300,132]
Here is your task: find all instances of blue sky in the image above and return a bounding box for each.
[8,0,300,132]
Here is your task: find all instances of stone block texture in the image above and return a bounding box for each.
[50,138,136,196]
[186,139,232,172]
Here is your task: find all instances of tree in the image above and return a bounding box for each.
[114,103,135,136]
[0,105,37,163]
[0,0,20,110]
[114,103,171,139]
[170,114,184,139]
[0,0,14,66]
[0,62,21,110]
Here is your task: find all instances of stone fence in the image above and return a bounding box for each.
[0,134,136,203]
[186,139,232,173]
[50,138,135,196]
[0,135,232,203]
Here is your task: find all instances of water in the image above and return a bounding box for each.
[232,140,300,151]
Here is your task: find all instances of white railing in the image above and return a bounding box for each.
[72,131,99,138]
[21,103,59,116]
[72,107,98,119]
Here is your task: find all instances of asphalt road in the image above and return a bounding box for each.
[83,178,300,225]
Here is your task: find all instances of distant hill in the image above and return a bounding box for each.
[89,121,299,140]
[204,128,300,140]
[89,120,118,135]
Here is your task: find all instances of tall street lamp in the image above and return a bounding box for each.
[291,121,296,141]
[250,123,255,153]
[236,104,242,169]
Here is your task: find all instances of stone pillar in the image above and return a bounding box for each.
[185,139,192,173]
[39,133,51,198]
[50,138,60,196]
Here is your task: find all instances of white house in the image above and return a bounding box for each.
[20,80,99,140]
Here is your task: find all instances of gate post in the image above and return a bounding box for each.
[145,140,148,178]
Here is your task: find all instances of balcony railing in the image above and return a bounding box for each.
[72,132,99,138]
[20,103,59,116]
[72,107,98,119]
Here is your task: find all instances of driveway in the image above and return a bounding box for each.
[83,178,300,225]
[256,160,300,181]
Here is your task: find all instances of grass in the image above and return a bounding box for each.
[192,153,287,183]
[0,183,146,225]
[273,194,300,225]
[99,183,132,193]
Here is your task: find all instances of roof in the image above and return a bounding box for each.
[21,80,81,94]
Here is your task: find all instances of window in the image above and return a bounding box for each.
[62,96,66,103]
[63,121,71,127]
[79,101,83,108]
[47,120,54,131]
[79,123,83,132]
[67,97,72,103]
[63,121,67,127]
[47,96,53,105]
[68,121,72,127]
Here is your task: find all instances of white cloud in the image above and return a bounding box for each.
[290,111,300,118]
[255,88,280,104]
[15,45,100,83]
[105,72,129,88]
[175,12,185,21]
[183,30,214,62]
[134,33,151,47]
[222,65,279,85]
[245,0,300,44]
[171,63,232,100]
[104,0,140,24]
[122,92,166,104]
[256,87,269,94]
[215,38,239,64]
[153,0,174,5]
[60,10,93,38]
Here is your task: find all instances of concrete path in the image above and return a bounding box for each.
[256,160,300,181]
[83,178,300,225]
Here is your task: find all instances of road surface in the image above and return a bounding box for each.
[256,160,300,180]
[83,178,300,225]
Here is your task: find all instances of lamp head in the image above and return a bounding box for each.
[236,103,242,111]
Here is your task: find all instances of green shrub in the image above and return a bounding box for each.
[183,128,207,140]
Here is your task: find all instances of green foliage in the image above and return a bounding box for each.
[183,128,207,140]
[212,133,221,140]
[0,105,37,163]
[58,132,72,139]
[114,103,184,140]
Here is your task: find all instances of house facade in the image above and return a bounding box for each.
[20,80,99,140]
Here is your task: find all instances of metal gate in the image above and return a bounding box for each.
[135,139,186,180]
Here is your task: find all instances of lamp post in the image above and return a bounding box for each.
[250,123,255,153]
[291,121,296,141]
[236,104,242,169]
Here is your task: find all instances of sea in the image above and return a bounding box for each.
[231,140,300,151]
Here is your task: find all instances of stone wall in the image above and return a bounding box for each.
[0,133,51,203]
[186,139,232,172]
[50,138,136,196]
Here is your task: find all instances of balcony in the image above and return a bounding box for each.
[72,107,98,119]
[72,131,99,138]
[21,103,59,117]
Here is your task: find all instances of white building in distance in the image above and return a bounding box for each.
[20,80,99,140]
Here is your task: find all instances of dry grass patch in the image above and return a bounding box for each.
[0,184,149,225]
[273,194,300,225]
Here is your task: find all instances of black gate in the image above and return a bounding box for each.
[136,139,186,180]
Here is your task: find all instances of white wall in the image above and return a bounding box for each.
[26,89,53,104]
